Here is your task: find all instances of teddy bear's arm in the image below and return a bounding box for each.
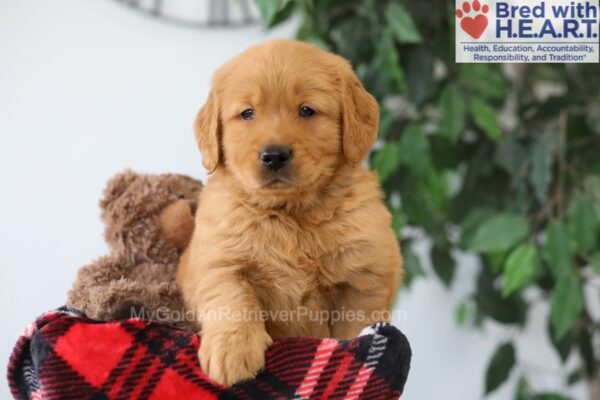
[66,256,131,312]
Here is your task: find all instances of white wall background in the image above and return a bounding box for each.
[0,1,588,399]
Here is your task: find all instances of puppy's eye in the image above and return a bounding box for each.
[240,109,255,120]
[299,106,316,118]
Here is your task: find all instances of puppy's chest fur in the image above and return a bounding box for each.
[247,209,348,285]
[238,207,360,337]
[193,169,384,337]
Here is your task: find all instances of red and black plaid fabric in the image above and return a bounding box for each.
[8,307,411,400]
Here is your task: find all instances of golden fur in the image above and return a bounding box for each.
[177,39,403,386]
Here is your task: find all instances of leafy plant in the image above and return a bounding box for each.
[255,0,600,397]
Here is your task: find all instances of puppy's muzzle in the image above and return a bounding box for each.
[260,145,292,171]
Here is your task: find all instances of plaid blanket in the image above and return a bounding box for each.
[7,307,411,399]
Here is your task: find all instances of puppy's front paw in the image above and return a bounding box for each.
[199,324,272,386]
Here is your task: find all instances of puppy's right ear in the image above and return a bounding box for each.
[194,89,221,174]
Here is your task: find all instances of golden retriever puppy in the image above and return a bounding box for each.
[177,39,403,386]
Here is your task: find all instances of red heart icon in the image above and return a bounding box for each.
[460,14,488,39]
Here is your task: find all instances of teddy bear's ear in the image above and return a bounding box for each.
[100,170,140,211]
[159,199,195,249]
[162,174,203,201]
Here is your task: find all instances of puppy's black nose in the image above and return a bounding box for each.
[260,145,291,171]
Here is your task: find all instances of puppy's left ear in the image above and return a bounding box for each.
[341,65,379,165]
[194,89,221,174]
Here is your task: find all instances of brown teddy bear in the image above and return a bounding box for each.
[67,170,202,330]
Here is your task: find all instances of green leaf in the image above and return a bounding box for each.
[329,16,371,65]
[543,221,572,279]
[390,206,405,235]
[440,83,467,142]
[494,135,527,176]
[372,142,401,183]
[533,65,564,82]
[567,369,582,385]
[464,213,529,253]
[461,64,506,100]
[548,315,574,362]
[455,300,470,325]
[550,272,584,340]
[378,106,394,139]
[402,241,425,287]
[591,252,600,274]
[267,0,297,28]
[401,185,434,229]
[586,103,600,134]
[510,177,531,215]
[577,327,596,377]
[378,30,406,90]
[398,124,431,177]
[364,29,406,96]
[583,175,600,217]
[486,251,508,274]
[485,342,516,394]
[533,394,574,400]
[255,0,283,26]
[470,97,501,141]
[502,244,538,297]
[431,246,456,286]
[530,131,558,202]
[429,135,459,170]
[403,46,434,105]
[514,376,530,400]
[385,3,422,44]
[423,168,450,212]
[460,208,496,249]
[567,194,600,254]
[475,268,527,325]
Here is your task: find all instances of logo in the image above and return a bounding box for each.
[455,0,599,63]
[456,0,490,39]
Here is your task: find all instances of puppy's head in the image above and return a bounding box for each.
[195,40,378,201]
